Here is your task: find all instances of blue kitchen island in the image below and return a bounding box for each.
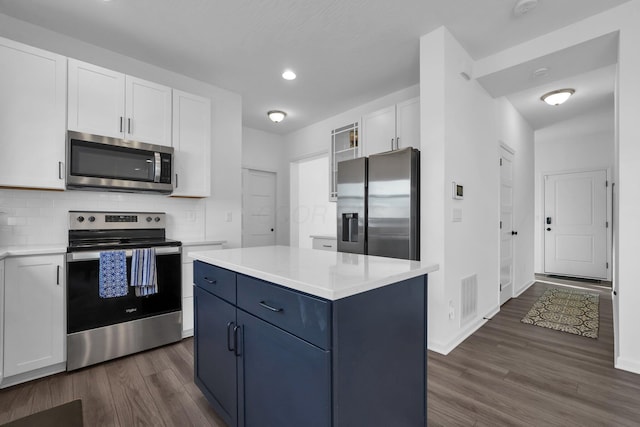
[190,246,438,427]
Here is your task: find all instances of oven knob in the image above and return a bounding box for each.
[77,216,85,223]
[154,216,161,222]
[146,216,152,222]
[88,216,96,222]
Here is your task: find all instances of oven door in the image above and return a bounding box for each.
[66,246,182,334]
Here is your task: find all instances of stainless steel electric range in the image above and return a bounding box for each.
[66,211,182,371]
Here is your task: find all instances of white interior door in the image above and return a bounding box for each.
[242,169,277,248]
[500,147,514,305]
[544,170,607,279]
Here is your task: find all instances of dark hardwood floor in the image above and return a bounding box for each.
[1,281,639,426]
[428,281,640,426]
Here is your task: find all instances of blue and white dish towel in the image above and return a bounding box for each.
[131,248,158,296]
[99,250,128,298]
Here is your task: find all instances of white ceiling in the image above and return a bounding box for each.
[0,0,630,134]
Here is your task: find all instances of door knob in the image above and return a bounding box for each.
[270,228,274,232]
[546,228,551,231]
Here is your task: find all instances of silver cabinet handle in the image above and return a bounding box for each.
[175,173,179,188]
[396,137,400,150]
[128,118,132,134]
[58,162,63,180]
[56,265,60,285]
[391,138,394,150]
[120,116,123,133]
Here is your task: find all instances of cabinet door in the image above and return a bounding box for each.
[4,255,65,377]
[238,310,331,427]
[194,287,238,427]
[172,90,211,197]
[396,97,420,150]
[0,38,66,190]
[362,105,396,156]
[125,76,172,146]
[67,58,125,139]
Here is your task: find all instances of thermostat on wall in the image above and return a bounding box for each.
[452,182,464,200]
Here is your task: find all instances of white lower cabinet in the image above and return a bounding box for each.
[312,237,337,251]
[3,255,65,379]
[181,243,224,336]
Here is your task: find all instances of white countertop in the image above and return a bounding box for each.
[0,244,67,260]
[190,245,438,300]
[181,240,226,247]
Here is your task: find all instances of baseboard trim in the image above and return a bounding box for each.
[427,305,499,355]
[615,357,640,375]
[514,280,536,298]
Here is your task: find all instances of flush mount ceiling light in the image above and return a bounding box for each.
[282,70,296,80]
[540,88,575,106]
[267,110,287,123]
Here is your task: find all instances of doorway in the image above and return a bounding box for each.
[242,168,276,248]
[543,170,608,279]
[500,144,515,305]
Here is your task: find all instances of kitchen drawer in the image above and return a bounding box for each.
[312,238,337,251]
[237,274,330,350]
[194,261,236,304]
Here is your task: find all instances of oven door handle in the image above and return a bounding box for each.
[66,246,182,262]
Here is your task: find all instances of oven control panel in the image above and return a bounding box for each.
[69,211,166,230]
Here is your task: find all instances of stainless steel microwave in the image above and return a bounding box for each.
[66,131,174,194]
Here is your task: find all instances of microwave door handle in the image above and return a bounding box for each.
[154,152,161,183]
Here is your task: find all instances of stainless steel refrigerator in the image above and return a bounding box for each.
[337,147,420,261]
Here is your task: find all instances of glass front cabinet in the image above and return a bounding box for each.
[330,122,359,201]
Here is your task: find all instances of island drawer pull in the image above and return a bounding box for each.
[233,325,241,356]
[204,277,217,285]
[226,322,235,352]
[259,301,283,313]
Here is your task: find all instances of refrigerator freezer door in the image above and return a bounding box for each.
[337,157,367,255]
[367,148,420,260]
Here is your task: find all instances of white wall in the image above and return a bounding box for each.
[242,127,289,245]
[290,156,336,248]
[497,98,536,297]
[534,105,615,274]
[421,27,501,353]
[0,13,243,247]
[421,28,535,354]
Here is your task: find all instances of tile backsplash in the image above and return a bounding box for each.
[0,189,206,246]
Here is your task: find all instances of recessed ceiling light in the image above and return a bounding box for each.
[540,89,575,106]
[282,70,296,80]
[513,0,538,17]
[267,110,287,123]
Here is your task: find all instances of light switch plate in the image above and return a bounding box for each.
[452,208,462,222]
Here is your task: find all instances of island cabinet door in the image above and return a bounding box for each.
[194,287,238,427]
[237,310,331,427]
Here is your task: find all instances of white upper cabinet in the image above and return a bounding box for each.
[0,37,67,190]
[172,90,211,197]
[67,59,125,139]
[362,97,420,156]
[126,76,173,146]
[362,105,396,156]
[395,97,420,151]
[68,59,172,146]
